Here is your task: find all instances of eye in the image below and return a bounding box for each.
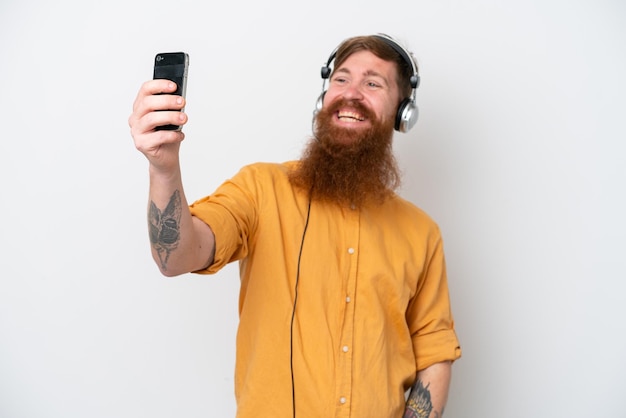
[365,78,387,90]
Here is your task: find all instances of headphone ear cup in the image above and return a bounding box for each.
[395,99,419,133]
[321,66,331,79]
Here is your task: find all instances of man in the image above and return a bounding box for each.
[129,34,461,418]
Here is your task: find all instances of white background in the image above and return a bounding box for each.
[1,0,625,417]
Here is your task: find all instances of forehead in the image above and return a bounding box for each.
[334,50,399,82]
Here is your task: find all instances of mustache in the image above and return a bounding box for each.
[313,98,377,141]
[323,97,376,121]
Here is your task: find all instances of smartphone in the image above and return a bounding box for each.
[153,52,189,131]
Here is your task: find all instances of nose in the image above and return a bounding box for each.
[342,83,364,101]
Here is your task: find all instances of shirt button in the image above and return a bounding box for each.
[346,296,351,303]
[342,345,349,353]
[339,397,347,404]
[347,247,355,254]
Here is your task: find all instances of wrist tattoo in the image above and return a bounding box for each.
[149,190,182,270]
[404,379,433,418]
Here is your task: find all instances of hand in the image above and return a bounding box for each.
[129,79,188,173]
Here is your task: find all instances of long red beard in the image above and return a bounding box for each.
[289,98,401,207]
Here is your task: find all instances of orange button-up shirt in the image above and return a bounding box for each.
[189,162,461,418]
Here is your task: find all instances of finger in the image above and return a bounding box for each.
[135,93,186,116]
[132,80,181,112]
[142,79,179,96]
[130,96,186,134]
[129,111,186,137]
[144,110,188,133]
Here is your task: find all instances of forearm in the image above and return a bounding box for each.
[129,79,212,274]
[147,165,214,276]
[403,361,452,418]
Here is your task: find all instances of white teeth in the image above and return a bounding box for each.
[338,111,364,122]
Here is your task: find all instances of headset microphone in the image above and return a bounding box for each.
[314,33,420,133]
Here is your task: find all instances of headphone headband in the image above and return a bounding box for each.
[321,34,419,87]
[372,33,420,90]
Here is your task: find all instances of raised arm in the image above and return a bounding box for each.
[404,361,452,418]
[129,79,215,276]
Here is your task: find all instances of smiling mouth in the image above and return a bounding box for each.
[337,110,366,123]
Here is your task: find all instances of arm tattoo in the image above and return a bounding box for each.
[404,379,436,418]
[148,190,182,270]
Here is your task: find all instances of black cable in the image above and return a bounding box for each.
[290,196,312,418]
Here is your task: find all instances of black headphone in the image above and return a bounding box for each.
[314,33,420,133]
